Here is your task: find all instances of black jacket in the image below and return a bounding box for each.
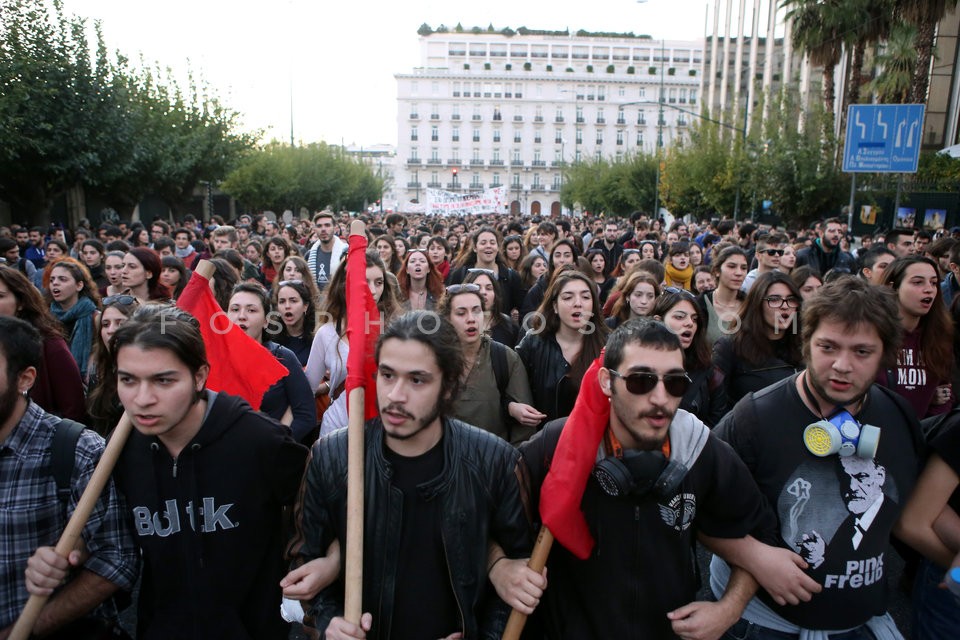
[515,331,573,423]
[712,336,802,413]
[795,239,857,275]
[296,417,532,639]
[113,391,308,640]
[681,366,728,427]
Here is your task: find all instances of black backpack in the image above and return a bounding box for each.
[48,419,85,508]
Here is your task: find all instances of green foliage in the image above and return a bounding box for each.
[523,62,531,71]
[586,65,593,72]
[627,66,635,74]
[606,64,614,73]
[418,23,433,35]
[869,21,916,103]
[563,156,657,215]
[0,0,252,220]
[668,68,676,75]
[915,151,960,190]
[221,143,383,213]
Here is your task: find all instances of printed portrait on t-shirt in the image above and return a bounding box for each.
[776,457,899,589]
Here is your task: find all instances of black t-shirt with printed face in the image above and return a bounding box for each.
[383,440,461,640]
[715,375,922,629]
[315,248,332,291]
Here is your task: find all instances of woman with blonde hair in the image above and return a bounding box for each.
[607,269,661,329]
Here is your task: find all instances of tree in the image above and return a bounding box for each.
[869,22,917,103]
[784,0,847,118]
[221,143,383,214]
[895,0,960,104]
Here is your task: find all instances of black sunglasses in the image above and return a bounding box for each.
[102,294,137,306]
[761,249,785,256]
[608,370,691,397]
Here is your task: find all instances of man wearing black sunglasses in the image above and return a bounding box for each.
[742,233,787,293]
[518,320,776,639]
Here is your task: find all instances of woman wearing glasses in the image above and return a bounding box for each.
[305,251,399,437]
[711,271,804,410]
[0,267,86,421]
[446,227,525,317]
[516,267,609,424]
[87,294,139,434]
[440,283,544,444]
[652,289,727,426]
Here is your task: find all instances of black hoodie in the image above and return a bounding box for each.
[113,391,308,639]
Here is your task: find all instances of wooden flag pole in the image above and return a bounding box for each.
[343,220,367,624]
[501,525,555,640]
[10,414,134,640]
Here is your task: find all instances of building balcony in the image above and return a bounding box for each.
[534,116,544,122]
[555,116,564,123]
[470,159,485,166]
[447,159,461,166]
[430,113,440,120]
[576,117,585,123]
[451,114,461,120]
[531,185,546,192]
[472,115,482,121]
[617,117,626,125]
[596,118,606,124]
[427,159,442,165]
[406,158,422,165]
[446,182,461,189]
[427,181,443,188]
[409,113,419,120]
[532,160,546,167]
[513,115,523,122]
[510,160,524,166]
[407,181,421,188]
[491,182,503,188]
[489,159,504,166]
[551,161,564,167]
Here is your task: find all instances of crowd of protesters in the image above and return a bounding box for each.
[2,207,960,639]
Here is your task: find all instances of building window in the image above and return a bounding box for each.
[576,128,583,144]
[534,130,542,143]
[452,81,460,97]
[411,148,419,160]
[431,103,440,119]
[431,148,440,162]
[513,149,521,163]
[532,173,541,187]
[535,105,543,122]
[410,127,418,141]
[514,131,522,143]
[597,108,605,124]
[493,173,501,187]
[431,126,438,142]
[473,128,481,142]
[472,148,481,162]
[596,131,603,145]
[553,174,561,188]
[452,104,460,119]
[555,129,563,144]
[576,105,584,123]
[411,81,419,95]
[618,85,626,97]
[638,110,646,125]
[555,107,564,122]
[636,133,644,146]
[492,148,501,162]
[494,129,501,142]
[616,130,624,145]
[575,149,582,163]
[452,127,460,142]
[638,87,646,98]
[512,173,521,187]
[689,89,697,105]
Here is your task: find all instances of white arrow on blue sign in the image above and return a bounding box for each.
[842,104,925,173]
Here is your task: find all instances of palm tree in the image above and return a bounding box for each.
[869,22,916,104]
[844,0,896,107]
[783,0,847,118]
[895,0,960,103]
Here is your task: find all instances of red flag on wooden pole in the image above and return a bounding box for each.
[539,353,610,559]
[344,232,380,420]
[176,260,288,410]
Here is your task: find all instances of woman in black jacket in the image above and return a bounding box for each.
[518,238,579,323]
[651,288,727,426]
[516,267,608,424]
[711,271,803,414]
[445,226,525,317]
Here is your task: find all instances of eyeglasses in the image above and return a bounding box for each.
[445,283,481,295]
[467,268,496,279]
[763,295,801,309]
[102,294,137,306]
[622,249,640,256]
[761,249,785,256]
[608,370,692,397]
[277,280,304,287]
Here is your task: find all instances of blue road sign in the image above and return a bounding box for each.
[842,104,925,173]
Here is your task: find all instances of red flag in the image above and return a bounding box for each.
[176,266,288,410]
[344,233,380,420]
[539,354,610,559]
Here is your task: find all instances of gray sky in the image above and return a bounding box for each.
[62,0,771,146]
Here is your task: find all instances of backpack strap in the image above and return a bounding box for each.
[490,339,509,398]
[50,419,84,507]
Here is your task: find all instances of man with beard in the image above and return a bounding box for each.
[1,317,138,638]
[708,277,925,637]
[289,311,531,639]
[517,320,794,639]
[305,211,348,291]
[795,218,857,275]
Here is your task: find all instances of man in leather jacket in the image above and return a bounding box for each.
[795,217,857,275]
[291,311,532,640]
